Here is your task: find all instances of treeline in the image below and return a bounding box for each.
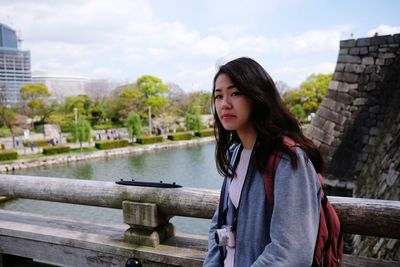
[0,72,332,141]
[0,75,211,132]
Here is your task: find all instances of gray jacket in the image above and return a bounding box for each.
[203,147,321,267]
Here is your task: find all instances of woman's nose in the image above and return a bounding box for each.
[221,96,231,109]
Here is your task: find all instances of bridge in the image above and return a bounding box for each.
[0,175,399,267]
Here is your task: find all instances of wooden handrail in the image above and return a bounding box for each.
[0,174,399,239]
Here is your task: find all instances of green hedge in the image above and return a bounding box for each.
[95,140,129,150]
[43,146,71,155]
[23,139,50,147]
[0,150,18,161]
[175,127,185,132]
[195,129,214,137]
[167,132,193,141]
[136,136,163,144]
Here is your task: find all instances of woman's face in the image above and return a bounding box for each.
[214,73,253,133]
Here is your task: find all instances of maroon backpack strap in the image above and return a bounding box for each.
[264,136,297,209]
[264,153,280,208]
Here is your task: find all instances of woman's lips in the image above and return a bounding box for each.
[221,114,235,120]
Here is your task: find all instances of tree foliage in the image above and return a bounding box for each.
[20,83,51,100]
[137,75,169,116]
[70,118,92,150]
[104,85,142,123]
[282,73,332,121]
[185,106,203,132]
[0,105,17,147]
[168,88,211,116]
[65,95,93,115]
[89,101,107,125]
[126,112,142,142]
[19,83,53,124]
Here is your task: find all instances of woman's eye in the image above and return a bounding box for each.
[214,95,222,100]
[232,91,241,96]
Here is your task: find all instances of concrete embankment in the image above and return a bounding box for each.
[0,137,214,172]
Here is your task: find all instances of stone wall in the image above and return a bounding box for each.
[306,33,400,261]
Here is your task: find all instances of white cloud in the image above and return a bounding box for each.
[284,30,340,54]
[367,24,400,36]
[193,36,229,57]
[273,62,336,88]
[0,1,355,90]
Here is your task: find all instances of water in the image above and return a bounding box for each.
[0,142,223,235]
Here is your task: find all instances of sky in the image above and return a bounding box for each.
[0,0,399,92]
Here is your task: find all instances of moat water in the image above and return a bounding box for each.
[0,142,221,235]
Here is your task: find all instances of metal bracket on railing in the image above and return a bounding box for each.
[122,201,175,247]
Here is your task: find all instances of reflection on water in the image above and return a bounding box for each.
[72,164,94,180]
[1,143,222,235]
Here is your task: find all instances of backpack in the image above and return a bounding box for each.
[264,137,344,267]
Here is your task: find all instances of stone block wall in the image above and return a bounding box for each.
[306,34,400,182]
[306,33,400,261]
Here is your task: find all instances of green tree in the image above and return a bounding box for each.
[89,101,107,125]
[19,83,52,126]
[104,85,143,124]
[125,112,142,143]
[65,95,93,117]
[70,118,92,151]
[185,106,203,132]
[290,104,306,121]
[282,73,332,120]
[192,91,212,114]
[0,105,17,147]
[137,75,169,116]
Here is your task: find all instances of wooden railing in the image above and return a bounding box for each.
[0,174,399,267]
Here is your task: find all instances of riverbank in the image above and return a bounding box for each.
[0,137,214,172]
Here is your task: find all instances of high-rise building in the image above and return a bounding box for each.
[0,22,31,104]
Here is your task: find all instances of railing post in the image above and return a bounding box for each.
[122,201,175,247]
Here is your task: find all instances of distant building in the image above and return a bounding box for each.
[0,22,31,104]
[32,70,88,99]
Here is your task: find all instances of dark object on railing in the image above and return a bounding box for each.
[116,179,182,188]
[126,257,142,267]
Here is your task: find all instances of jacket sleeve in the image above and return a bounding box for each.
[251,148,322,267]
[203,208,221,267]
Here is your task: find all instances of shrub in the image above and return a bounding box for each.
[43,146,71,155]
[23,139,50,147]
[195,129,214,137]
[95,140,129,150]
[175,127,185,132]
[167,132,192,141]
[0,150,18,161]
[136,136,163,144]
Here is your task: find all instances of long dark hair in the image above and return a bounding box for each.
[212,57,324,177]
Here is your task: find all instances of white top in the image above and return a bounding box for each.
[224,148,253,267]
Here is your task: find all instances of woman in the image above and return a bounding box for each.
[204,57,323,267]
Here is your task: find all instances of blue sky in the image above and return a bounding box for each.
[1,0,399,92]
